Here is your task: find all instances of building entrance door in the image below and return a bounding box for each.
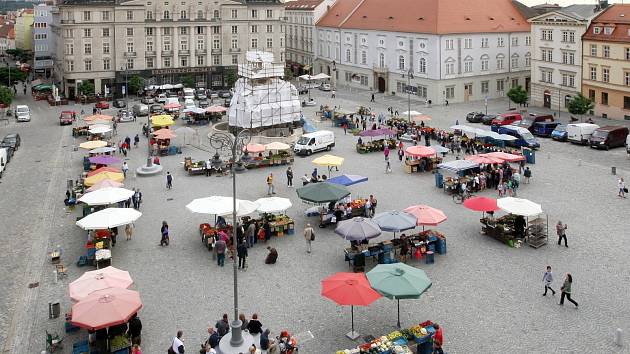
[464,84,472,102]
[543,90,551,108]
[377,77,386,93]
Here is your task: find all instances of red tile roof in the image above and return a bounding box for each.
[583,5,630,43]
[0,24,14,39]
[286,0,325,10]
[317,0,530,34]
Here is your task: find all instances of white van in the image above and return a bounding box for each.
[626,135,630,155]
[183,88,195,100]
[567,123,599,145]
[15,105,30,122]
[0,147,7,178]
[157,93,167,104]
[294,130,335,155]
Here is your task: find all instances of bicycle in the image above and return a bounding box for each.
[452,190,474,204]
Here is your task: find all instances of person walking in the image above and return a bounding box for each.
[246,222,256,248]
[383,145,390,160]
[370,93,375,102]
[331,89,336,99]
[134,134,140,148]
[559,273,578,307]
[304,223,314,253]
[122,162,129,178]
[556,221,568,247]
[113,120,118,136]
[127,314,142,345]
[166,172,173,189]
[266,173,275,195]
[135,189,142,209]
[618,177,626,198]
[237,240,248,269]
[542,266,556,296]
[170,330,185,354]
[125,223,134,241]
[385,156,391,174]
[160,221,169,246]
[523,167,532,184]
[215,314,230,337]
[286,167,293,187]
[215,237,226,267]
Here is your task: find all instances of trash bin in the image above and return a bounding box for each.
[435,172,443,188]
[522,147,536,164]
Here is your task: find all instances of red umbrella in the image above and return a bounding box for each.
[403,205,447,228]
[164,102,181,109]
[463,196,499,212]
[71,287,142,330]
[321,272,381,339]
[405,146,436,158]
[206,105,227,113]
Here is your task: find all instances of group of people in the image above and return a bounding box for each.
[87,313,143,353]
[542,266,578,307]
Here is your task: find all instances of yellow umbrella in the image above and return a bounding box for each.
[151,115,175,127]
[312,154,344,167]
[79,140,108,150]
[84,172,125,186]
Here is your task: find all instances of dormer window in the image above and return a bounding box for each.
[594,27,601,34]
[604,27,613,35]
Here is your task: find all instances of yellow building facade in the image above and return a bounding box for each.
[14,9,33,50]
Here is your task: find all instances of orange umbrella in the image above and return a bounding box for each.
[405,146,436,158]
[87,166,122,177]
[70,287,142,330]
[403,205,447,227]
[154,129,177,139]
[84,114,113,122]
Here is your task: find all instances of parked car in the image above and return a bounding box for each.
[150,104,163,114]
[95,100,110,109]
[218,90,232,98]
[465,111,485,123]
[183,88,195,100]
[491,112,522,127]
[319,83,331,91]
[589,126,629,150]
[495,126,540,149]
[294,130,335,155]
[156,94,167,103]
[141,96,155,104]
[113,99,127,108]
[0,147,7,177]
[298,86,309,95]
[117,109,134,122]
[15,105,30,122]
[551,124,568,141]
[59,111,76,125]
[511,113,554,132]
[132,104,149,117]
[208,91,219,99]
[567,123,599,145]
[183,98,195,110]
[481,114,497,125]
[2,133,21,152]
[532,121,560,137]
[198,99,209,108]
[195,89,207,100]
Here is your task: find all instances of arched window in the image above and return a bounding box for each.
[163,10,170,19]
[379,53,385,68]
[213,10,220,18]
[418,58,426,73]
[346,49,351,63]
[398,55,405,70]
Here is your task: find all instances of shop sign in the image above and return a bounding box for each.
[151,67,211,75]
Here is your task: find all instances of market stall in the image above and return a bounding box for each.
[183,107,210,125]
[240,142,295,169]
[435,159,480,193]
[152,128,178,156]
[356,129,397,154]
[336,321,442,354]
[404,146,441,173]
[480,197,546,248]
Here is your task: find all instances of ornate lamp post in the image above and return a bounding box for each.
[211,125,253,352]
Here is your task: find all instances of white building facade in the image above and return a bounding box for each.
[528,5,599,111]
[33,4,55,77]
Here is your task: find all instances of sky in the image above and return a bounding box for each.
[521,0,625,5]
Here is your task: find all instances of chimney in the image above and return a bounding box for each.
[599,0,609,10]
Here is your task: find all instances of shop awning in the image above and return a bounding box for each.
[437,160,479,173]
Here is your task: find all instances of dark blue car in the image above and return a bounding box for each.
[532,121,560,137]
[551,124,568,142]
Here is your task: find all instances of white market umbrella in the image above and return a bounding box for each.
[401,110,422,117]
[78,187,135,206]
[186,196,259,216]
[255,197,292,213]
[264,142,291,151]
[498,134,518,141]
[76,208,142,230]
[89,146,117,154]
[497,197,542,217]
[312,73,330,80]
[89,125,113,134]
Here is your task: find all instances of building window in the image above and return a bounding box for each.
[65,43,73,55]
[445,39,453,50]
[212,39,219,49]
[84,43,91,54]
[464,60,473,73]
[497,37,504,47]
[602,92,608,105]
[511,37,518,46]
[179,27,188,35]
[540,70,552,83]
[445,62,454,75]
[603,45,610,58]
[525,36,531,46]
[126,58,134,69]
[126,28,133,36]
[103,58,110,70]
[603,68,609,82]
[146,57,154,68]
[481,37,488,48]
[266,38,272,48]
[163,10,170,19]
[163,37,171,51]
[197,56,204,66]
[604,27,613,35]
[624,97,630,110]
[625,72,630,86]
[594,27,601,34]
[562,51,574,65]
[541,49,552,62]
[511,78,518,88]
[418,58,426,73]
[146,11,153,20]
[213,55,220,65]
[496,79,504,92]
[379,53,385,67]
[180,40,187,51]
[562,73,575,87]
[497,58,504,70]
[180,10,187,19]
[361,51,367,65]
[590,66,597,80]
[102,11,110,21]
[180,57,188,67]
[64,29,74,38]
[84,28,92,38]
[163,57,171,67]
[464,38,472,49]
[231,39,238,49]
[266,9,273,18]
[481,81,489,94]
[83,11,91,21]
[231,9,237,18]
[589,89,595,101]
[267,25,273,33]
[251,25,258,33]
[445,86,454,99]
[231,26,238,34]
[590,44,597,56]
[103,42,110,54]
[481,58,488,71]
[542,29,552,41]
[232,54,238,64]
[212,26,220,34]
[126,10,133,21]
[511,57,518,69]
[251,38,257,48]
[346,49,351,63]
[84,59,92,71]
[251,9,258,18]
[525,55,531,67]
[197,10,203,19]
[398,56,405,70]
[66,60,74,71]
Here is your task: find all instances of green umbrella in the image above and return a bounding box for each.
[366,263,432,328]
[296,182,350,204]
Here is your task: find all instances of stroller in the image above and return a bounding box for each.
[277,331,298,353]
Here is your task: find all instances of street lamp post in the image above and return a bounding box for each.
[211,126,252,351]
[406,69,413,123]
[121,66,129,107]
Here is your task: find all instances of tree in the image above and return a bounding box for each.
[0,85,14,105]
[78,81,95,96]
[224,69,237,88]
[5,48,32,62]
[507,85,528,106]
[567,93,594,118]
[284,68,294,81]
[182,75,195,88]
[128,75,145,96]
[0,67,26,86]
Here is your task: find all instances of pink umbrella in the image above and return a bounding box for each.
[243,143,265,153]
[71,287,142,330]
[69,266,133,301]
[405,146,436,158]
[481,151,525,163]
[465,155,503,164]
[206,105,228,113]
[86,179,124,191]
[154,129,177,139]
[403,205,447,227]
[89,155,122,165]
[164,102,181,109]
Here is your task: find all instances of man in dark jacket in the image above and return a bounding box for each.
[216,314,230,337]
[127,314,142,345]
[207,327,220,348]
[237,240,248,269]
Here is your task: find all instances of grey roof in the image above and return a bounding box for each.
[511,0,539,19]
[558,4,600,20]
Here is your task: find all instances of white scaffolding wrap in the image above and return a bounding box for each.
[228,51,302,129]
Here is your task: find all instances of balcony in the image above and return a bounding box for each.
[211,48,221,54]
[145,51,156,56]
[162,50,173,56]
[229,47,241,53]
[179,49,189,55]
[124,51,137,57]
[373,65,388,74]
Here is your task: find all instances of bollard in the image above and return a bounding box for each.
[615,328,623,346]
[612,166,617,175]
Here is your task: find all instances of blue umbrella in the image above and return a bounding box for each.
[326,174,368,187]
[372,211,416,238]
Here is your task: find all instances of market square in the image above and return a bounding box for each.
[1,77,630,354]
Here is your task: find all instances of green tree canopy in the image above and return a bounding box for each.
[181,75,195,88]
[128,75,145,95]
[507,85,528,106]
[284,68,294,81]
[78,81,95,96]
[5,48,32,62]
[0,85,14,105]
[224,69,237,88]
[567,93,594,116]
[0,67,26,86]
